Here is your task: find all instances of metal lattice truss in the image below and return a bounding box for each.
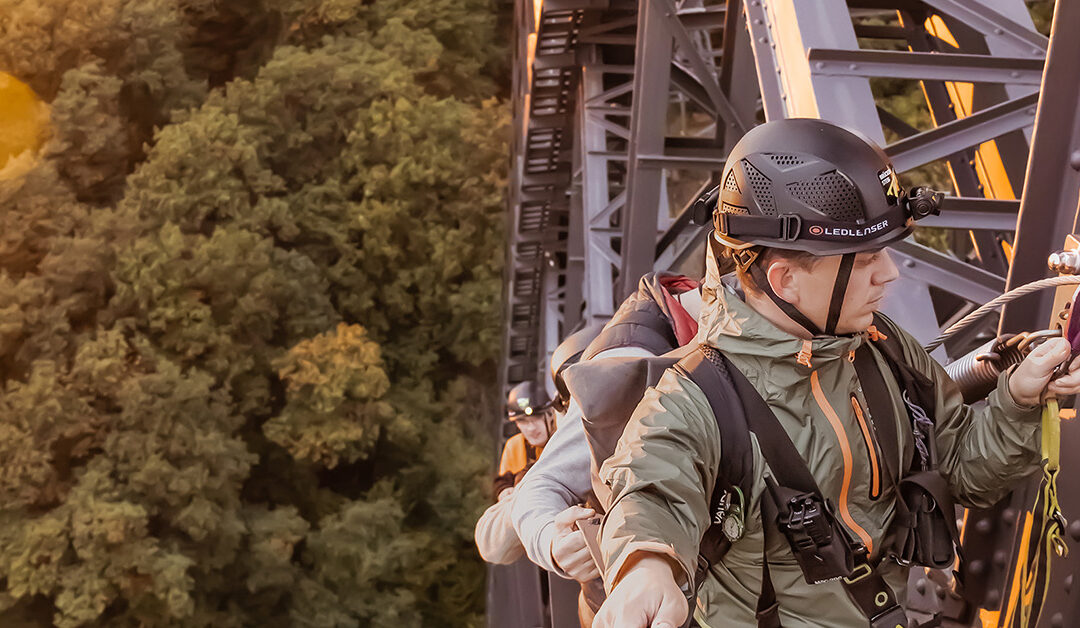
[506,0,1053,398]
[503,1,1078,625]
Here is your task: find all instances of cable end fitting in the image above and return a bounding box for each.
[1048,250,1080,275]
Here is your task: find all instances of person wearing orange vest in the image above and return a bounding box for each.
[475,382,555,564]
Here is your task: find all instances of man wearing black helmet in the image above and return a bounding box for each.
[592,119,1080,628]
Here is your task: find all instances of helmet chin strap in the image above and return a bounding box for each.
[746,252,857,338]
[824,253,856,335]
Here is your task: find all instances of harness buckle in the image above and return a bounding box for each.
[844,563,873,584]
[869,604,909,628]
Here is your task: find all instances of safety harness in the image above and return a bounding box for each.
[1011,396,1067,627]
[673,315,960,628]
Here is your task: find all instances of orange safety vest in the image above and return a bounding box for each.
[497,433,543,478]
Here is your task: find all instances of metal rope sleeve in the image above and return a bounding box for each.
[924,276,1080,353]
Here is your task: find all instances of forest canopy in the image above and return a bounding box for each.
[0,0,508,626]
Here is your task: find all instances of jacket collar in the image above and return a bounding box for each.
[697,239,866,368]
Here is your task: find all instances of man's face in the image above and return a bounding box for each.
[514,412,550,447]
[787,249,900,334]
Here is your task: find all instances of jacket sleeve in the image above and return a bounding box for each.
[474,496,526,565]
[890,325,1042,508]
[598,368,721,592]
[510,405,594,576]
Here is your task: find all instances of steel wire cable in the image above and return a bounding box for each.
[924,275,1080,353]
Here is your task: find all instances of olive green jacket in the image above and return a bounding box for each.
[598,255,1042,627]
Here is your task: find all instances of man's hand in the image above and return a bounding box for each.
[551,505,600,582]
[592,553,688,628]
[1009,337,1080,406]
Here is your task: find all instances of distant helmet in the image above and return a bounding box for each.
[550,322,606,412]
[692,118,943,336]
[506,381,552,420]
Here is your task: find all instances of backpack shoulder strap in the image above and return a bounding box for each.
[584,306,678,359]
[673,346,753,500]
[672,345,754,599]
[674,344,828,513]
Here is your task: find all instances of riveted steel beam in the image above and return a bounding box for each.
[807,49,1044,85]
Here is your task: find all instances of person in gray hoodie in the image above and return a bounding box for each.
[510,273,703,626]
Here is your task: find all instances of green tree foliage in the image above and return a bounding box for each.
[0,0,506,625]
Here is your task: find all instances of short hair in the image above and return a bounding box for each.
[733,247,821,294]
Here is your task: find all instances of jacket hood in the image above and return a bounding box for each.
[697,236,867,369]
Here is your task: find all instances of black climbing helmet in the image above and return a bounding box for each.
[691,118,944,336]
[506,381,552,420]
[694,118,942,255]
[550,322,606,413]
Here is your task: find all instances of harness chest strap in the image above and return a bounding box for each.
[670,320,946,628]
[724,349,912,628]
[703,323,949,627]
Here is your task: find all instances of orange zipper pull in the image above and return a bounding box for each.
[867,325,888,343]
[797,340,813,368]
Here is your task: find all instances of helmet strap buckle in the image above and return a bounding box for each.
[779,214,803,242]
[714,210,730,236]
[732,247,760,272]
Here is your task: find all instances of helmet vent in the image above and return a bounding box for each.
[767,153,805,169]
[742,160,776,216]
[721,202,748,215]
[724,170,740,193]
[787,171,864,223]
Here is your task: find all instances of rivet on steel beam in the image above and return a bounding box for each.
[968,559,986,575]
[759,37,768,43]
[1010,71,1020,78]
[903,259,915,269]
[986,589,1001,608]
[916,578,927,595]
[976,518,992,533]
[815,62,825,70]
[1069,150,1080,171]
[755,19,763,25]
[936,588,946,600]
[1051,613,1064,628]
[1065,574,1073,594]
[1033,48,1043,56]
[994,28,1004,35]
[848,64,857,71]
[993,550,1008,567]
[1027,107,1037,116]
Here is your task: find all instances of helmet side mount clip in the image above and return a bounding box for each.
[905,186,944,220]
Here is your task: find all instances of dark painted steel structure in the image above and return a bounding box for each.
[499,0,1079,625]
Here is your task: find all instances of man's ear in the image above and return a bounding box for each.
[765,260,801,304]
